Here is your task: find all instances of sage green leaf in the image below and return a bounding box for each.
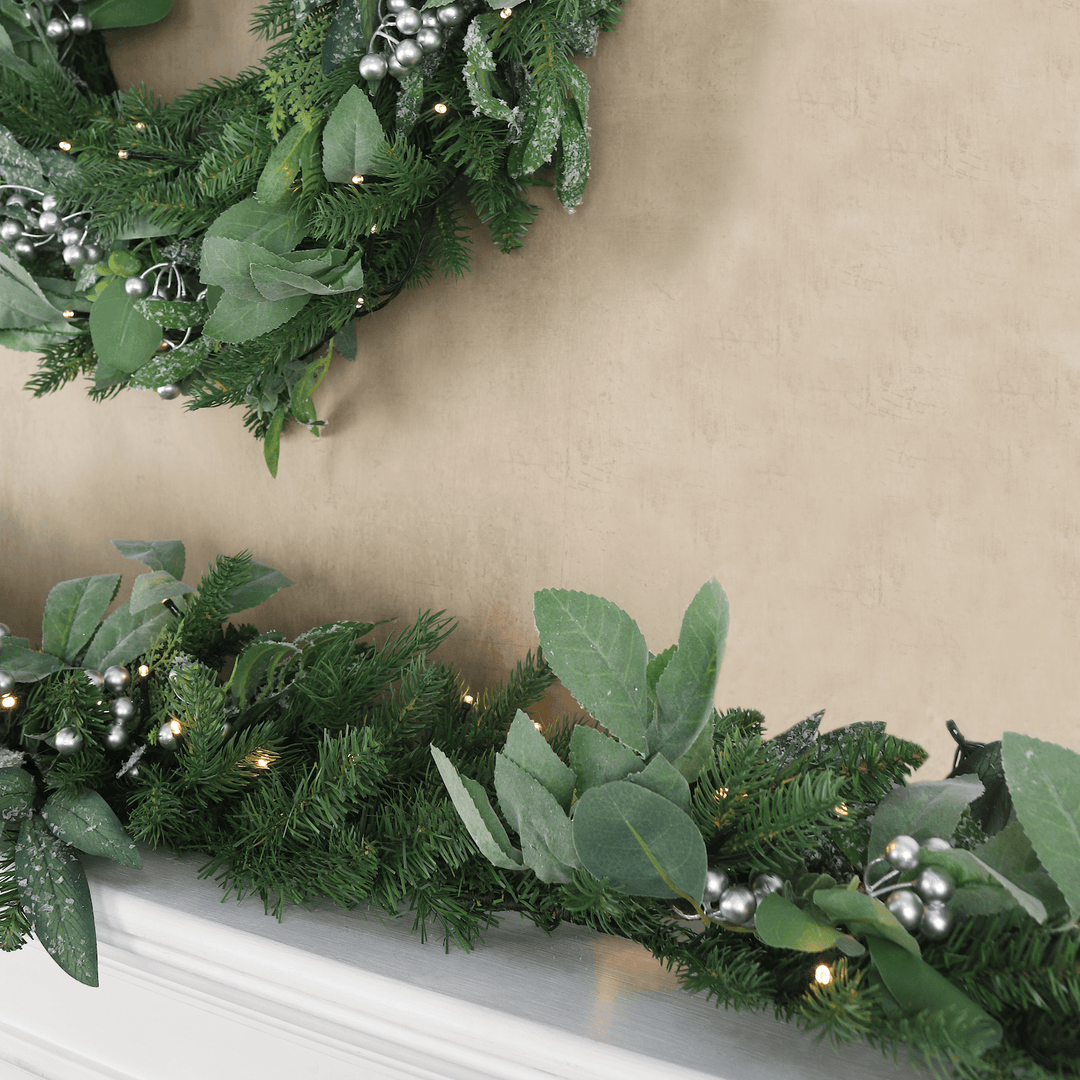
[89,277,163,374]
[672,717,715,784]
[82,600,174,672]
[0,327,75,351]
[0,251,69,326]
[41,575,121,663]
[226,640,300,711]
[571,780,706,901]
[555,100,589,210]
[568,723,643,798]
[257,122,315,209]
[646,645,676,699]
[335,317,358,359]
[201,236,286,302]
[107,250,141,277]
[0,123,44,188]
[112,214,177,240]
[263,405,286,478]
[128,335,213,389]
[322,0,377,76]
[132,297,209,329]
[322,85,388,184]
[948,884,1015,918]
[204,292,309,344]
[0,637,65,682]
[919,844,1047,923]
[204,197,309,255]
[15,815,98,986]
[0,767,35,831]
[867,937,1001,1055]
[867,776,985,861]
[40,789,141,869]
[533,588,649,754]
[654,579,729,763]
[249,263,328,300]
[128,570,194,615]
[813,888,920,955]
[754,894,865,957]
[494,754,578,883]
[974,819,1070,924]
[502,709,576,811]
[82,0,172,29]
[112,539,185,579]
[1001,731,1080,921]
[627,753,691,814]
[430,747,523,870]
[221,561,293,614]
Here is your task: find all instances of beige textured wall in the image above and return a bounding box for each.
[3,0,1079,777]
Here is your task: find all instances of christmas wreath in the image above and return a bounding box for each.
[1,545,1078,1078]
[0,0,623,473]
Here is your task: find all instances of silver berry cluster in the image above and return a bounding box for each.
[674,867,785,928]
[0,186,101,270]
[42,2,93,41]
[358,0,466,82]
[867,834,957,941]
[53,665,139,758]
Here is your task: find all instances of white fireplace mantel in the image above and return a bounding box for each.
[0,847,896,1080]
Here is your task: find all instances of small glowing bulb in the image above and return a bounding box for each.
[713,787,729,801]
[533,721,542,731]
[169,718,182,736]
[369,224,378,234]
[135,122,146,132]
[1,693,16,709]
[58,140,72,152]
[433,102,448,115]
[157,339,170,352]
[355,296,365,309]
[814,964,832,986]
[351,173,364,185]
[833,802,849,817]
[62,309,75,319]
[117,149,129,160]
[463,694,474,705]
[500,6,512,17]
[138,664,150,678]
[256,756,270,769]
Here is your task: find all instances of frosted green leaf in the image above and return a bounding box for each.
[0,637,65,682]
[626,753,691,814]
[204,197,309,255]
[813,887,920,955]
[82,0,172,29]
[221,562,293,614]
[41,789,141,869]
[502,710,576,811]
[568,724,643,798]
[41,575,121,664]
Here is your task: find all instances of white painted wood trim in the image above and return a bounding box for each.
[0,848,890,1080]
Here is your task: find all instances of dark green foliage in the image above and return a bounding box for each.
[24,331,102,399]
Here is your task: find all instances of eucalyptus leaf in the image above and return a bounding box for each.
[0,637,65,682]
[867,776,985,861]
[813,887,920,955]
[82,600,174,672]
[335,317,357,360]
[15,815,98,986]
[1001,732,1080,921]
[81,0,172,29]
[493,754,578,883]
[917,846,1047,923]
[41,575,121,664]
[89,278,163,374]
[672,717,715,784]
[533,588,649,754]
[571,780,706,901]
[567,723,643,798]
[128,570,194,615]
[497,710,576,811]
[866,936,1001,1055]
[431,746,523,870]
[112,539,185,579]
[263,405,286,478]
[754,893,865,956]
[653,578,728,762]
[41,789,141,869]
[322,85,389,184]
[626,752,691,814]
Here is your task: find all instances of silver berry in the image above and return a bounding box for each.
[718,885,757,925]
[915,867,955,903]
[84,669,104,690]
[156,384,182,400]
[394,39,423,68]
[83,242,103,264]
[13,238,35,259]
[703,868,730,906]
[884,834,921,871]
[921,836,952,853]
[69,12,92,35]
[386,0,410,11]
[102,664,131,694]
[752,873,785,900]
[5,194,27,208]
[38,210,61,233]
[61,226,83,247]
[0,220,24,242]
[885,889,924,931]
[40,194,58,212]
[436,3,465,26]
[920,900,954,941]
[124,276,150,298]
[359,53,388,81]
[105,723,130,751]
[157,720,180,750]
[110,696,137,725]
[44,17,69,41]
[421,10,439,26]
[395,7,422,34]
[54,727,84,755]
[416,26,443,51]
[0,669,14,695]
[62,244,86,267]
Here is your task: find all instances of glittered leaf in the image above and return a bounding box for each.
[0,767,35,832]
[132,297,209,329]
[15,815,98,985]
[41,789,141,870]
[322,0,377,75]
[555,103,589,210]
[128,336,213,389]
[0,123,44,189]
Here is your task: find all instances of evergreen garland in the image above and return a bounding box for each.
[1,544,1078,1078]
[0,0,625,473]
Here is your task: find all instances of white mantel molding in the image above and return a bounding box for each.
[0,848,897,1080]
